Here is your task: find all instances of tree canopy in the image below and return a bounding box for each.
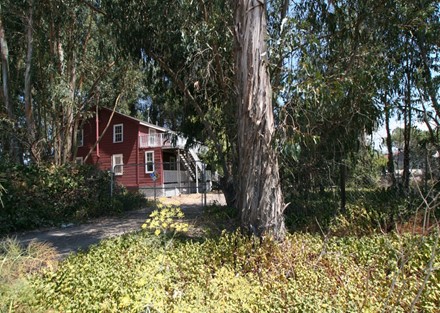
[1,0,439,237]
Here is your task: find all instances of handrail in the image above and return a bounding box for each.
[139,133,186,148]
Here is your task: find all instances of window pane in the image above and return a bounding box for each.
[113,154,123,175]
[145,151,154,173]
[114,124,123,143]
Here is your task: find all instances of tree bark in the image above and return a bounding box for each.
[234,0,285,239]
[339,161,346,212]
[24,0,39,162]
[0,15,11,118]
[384,96,396,187]
[402,67,412,193]
[0,12,19,162]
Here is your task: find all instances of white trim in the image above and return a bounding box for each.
[113,124,123,143]
[99,107,167,132]
[75,157,83,165]
[145,151,155,173]
[139,121,168,132]
[112,154,124,176]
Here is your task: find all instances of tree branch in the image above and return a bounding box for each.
[78,0,106,16]
[83,93,122,163]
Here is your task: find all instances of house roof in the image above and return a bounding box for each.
[101,107,170,132]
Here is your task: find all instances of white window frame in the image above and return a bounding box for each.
[145,151,155,173]
[112,154,124,176]
[113,124,123,143]
[75,157,84,165]
[77,129,84,147]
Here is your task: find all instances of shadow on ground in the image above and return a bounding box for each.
[13,208,153,259]
[12,193,230,259]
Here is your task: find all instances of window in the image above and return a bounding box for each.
[77,129,84,147]
[113,124,123,143]
[112,154,124,176]
[169,156,176,170]
[149,129,156,146]
[145,151,154,173]
[75,157,83,165]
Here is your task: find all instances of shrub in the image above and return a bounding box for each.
[18,229,440,312]
[114,187,147,214]
[0,162,146,234]
[142,204,189,237]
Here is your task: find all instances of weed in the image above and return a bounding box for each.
[0,237,58,312]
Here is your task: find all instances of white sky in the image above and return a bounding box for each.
[372,118,429,153]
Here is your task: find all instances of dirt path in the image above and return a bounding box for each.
[13,193,225,259]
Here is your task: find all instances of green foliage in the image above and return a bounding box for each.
[142,204,189,237]
[0,163,145,234]
[113,187,147,215]
[285,189,428,235]
[284,191,340,232]
[10,229,438,312]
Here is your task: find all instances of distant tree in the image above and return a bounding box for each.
[0,0,139,164]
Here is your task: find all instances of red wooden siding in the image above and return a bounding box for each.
[76,108,166,188]
[137,147,164,187]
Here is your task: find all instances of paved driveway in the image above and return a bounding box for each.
[14,208,151,259]
[12,193,225,259]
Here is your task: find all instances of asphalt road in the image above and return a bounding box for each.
[11,193,225,259]
[13,208,151,259]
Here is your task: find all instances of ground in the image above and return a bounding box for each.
[13,193,226,259]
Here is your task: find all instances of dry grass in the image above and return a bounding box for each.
[1,237,59,312]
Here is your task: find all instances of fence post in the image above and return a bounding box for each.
[110,167,114,198]
[195,160,199,194]
[203,163,207,207]
[177,151,181,195]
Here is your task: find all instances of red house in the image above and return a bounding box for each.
[76,107,210,197]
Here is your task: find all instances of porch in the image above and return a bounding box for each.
[139,133,186,149]
[137,170,213,198]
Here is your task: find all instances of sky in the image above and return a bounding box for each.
[372,118,429,153]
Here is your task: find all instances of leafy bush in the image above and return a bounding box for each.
[113,186,147,215]
[0,163,146,234]
[18,229,439,312]
[285,189,432,236]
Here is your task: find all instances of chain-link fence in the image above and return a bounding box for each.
[110,161,218,205]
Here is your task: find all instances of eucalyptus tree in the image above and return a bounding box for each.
[0,0,138,164]
[277,0,383,209]
[374,0,440,191]
[0,1,22,162]
[102,0,287,238]
[234,0,286,237]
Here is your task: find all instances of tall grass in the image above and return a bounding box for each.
[0,238,58,312]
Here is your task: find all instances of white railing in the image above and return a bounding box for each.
[163,170,190,183]
[139,133,187,148]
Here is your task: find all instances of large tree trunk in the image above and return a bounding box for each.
[339,161,346,212]
[0,13,19,162]
[402,67,412,193]
[234,0,285,239]
[0,16,11,117]
[24,0,39,163]
[384,96,396,187]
